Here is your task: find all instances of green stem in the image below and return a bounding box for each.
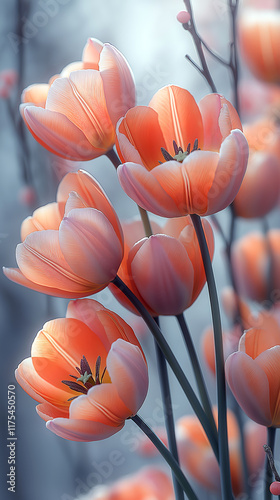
[112,275,219,461]
[154,318,184,500]
[265,427,277,500]
[132,414,199,500]
[138,206,153,237]
[176,313,217,439]
[106,148,121,169]
[190,214,233,500]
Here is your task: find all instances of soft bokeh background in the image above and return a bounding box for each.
[0,1,275,499]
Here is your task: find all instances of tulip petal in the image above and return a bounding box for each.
[99,44,135,126]
[36,402,69,421]
[20,202,61,241]
[3,266,96,298]
[149,85,204,153]
[116,107,166,169]
[107,339,148,415]
[69,383,130,423]
[256,346,280,426]
[47,417,124,441]
[239,322,280,359]
[21,83,50,107]
[117,162,181,217]
[16,230,97,292]
[21,105,97,160]
[82,38,103,64]
[225,352,271,426]
[129,235,194,315]
[46,71,115,150]
[59,208,123,283]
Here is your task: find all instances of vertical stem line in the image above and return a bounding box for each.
[132,414,199,500]
[265,427,277,500]
[190,214,233,500]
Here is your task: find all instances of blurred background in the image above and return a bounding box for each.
[0,1,277,499]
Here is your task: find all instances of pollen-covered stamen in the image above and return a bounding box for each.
[160,139,200,164]
[62,354,107,401]
[161,147,174,162]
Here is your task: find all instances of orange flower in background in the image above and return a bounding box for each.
[15,299,148,441]
[176,408,265,496]
[239,8,280,83]
[3,170,123,298]
[233,151,280,218]
[109,216,214,316]
[232,229,280,303]
[225,320,280,427]
[21,38,135,161]
[117,85,248,217]
[90,467,174,500]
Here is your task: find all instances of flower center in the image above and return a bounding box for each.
[62,355,106,401]
[161,139,200,163]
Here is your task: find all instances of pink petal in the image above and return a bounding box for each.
[82,38,104,64]
[117,162,181,217]
[36,402,69,421]
[46,71,115,150]
[21,83,50,107]
[59,208,123,283]
[99,44,135,126]
[107,339,148,415]
[225,352,272,426]
[47,417,123,441]
[20,202,61,240]
[21,105,97,160]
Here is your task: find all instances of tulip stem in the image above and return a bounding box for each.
[106,148,122,169]
[176,313,217,438]
[132,414,199,500]
[112,275,219,461]
[190,214,234,500]
[154,318,184,500]
[265,427,277,500]
[138,206,153,237]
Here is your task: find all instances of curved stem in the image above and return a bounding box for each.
[183,0,217,93]
[228,0,240,114]
[154,318,184,500]
[265,427,277,500]
[112,275,219,461]
[132,414,199,500]
[176,313,217,438]
[106,148,121,169]
[138,206,153,237]
[190,214,233,500]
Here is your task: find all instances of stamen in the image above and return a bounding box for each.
[173,140,179,155]
[62,354,107,401]
[161,147,174,162]
[95,356,101,385]
[192,138,199,151]
[80,355,91,375]
[62,379,88,394]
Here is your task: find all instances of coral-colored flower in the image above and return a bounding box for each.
[176,408,265,496]
[15,299,148,441]
[21,38,135,161]
[226,321,280,426]
[3,170,123,298]
[116,86,248,217]
[232,229,280,303]
[0,69,18,98]
[239,8,280,83]
[90,467,173,500]
[110,216,214,316]
[233,150,280,218]
[271,482,280,495]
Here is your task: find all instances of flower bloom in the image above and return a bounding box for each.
[109,216,214,316]
[225,320,280,426]
[239,8,280,83]
[271,482,280,495]
[3,170,123,298]
[232,229,280,303]
[89,467,173,500]
[15,299,148,441]
[0,69,18,98]
[233,150,280,218]
[21,38,135,161]
[176,408,266,496]
[116,85,248,217]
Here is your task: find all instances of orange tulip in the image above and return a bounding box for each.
[116,85,248,217]
[109,216,214,316]
[21,38,135,161]
[15,299,148,441]
[271,482,280,495]
[225,321,280,426]
[239,8,280,83]
[3,170,123,298]
[232,229,280,303]
[233,150,280,218]
[90,467,173,500]
[176,408,266,496]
